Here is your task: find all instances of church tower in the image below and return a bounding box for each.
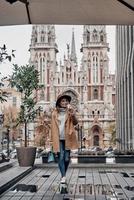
[80,25,115,147]
[29,25,58,111]
[81,25,108,102]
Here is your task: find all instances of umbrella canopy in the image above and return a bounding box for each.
[0,0,134,26]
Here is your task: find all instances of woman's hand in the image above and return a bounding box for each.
[67,104,75,116]
[67,104,78,125]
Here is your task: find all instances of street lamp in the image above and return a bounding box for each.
[0,114,4,151]
[80,125,83,151]
[6,128,10,157]
[78,124,83,152]
[83,136,86,148]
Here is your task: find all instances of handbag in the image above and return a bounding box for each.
[47,150,55,163]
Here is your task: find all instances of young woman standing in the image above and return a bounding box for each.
[50,94,79,184]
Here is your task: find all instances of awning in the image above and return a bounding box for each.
[0,0,134,26]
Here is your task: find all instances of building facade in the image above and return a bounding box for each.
[0,80,21,150]
[116,26,134,151]
[29,25,116,149]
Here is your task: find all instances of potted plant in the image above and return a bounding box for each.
[9,64,41,166]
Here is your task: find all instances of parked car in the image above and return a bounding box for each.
[106,150,114,157]
[36,148,50,158]
[91,146,102,152]
[36,148,44,158]
[0,152,4,162]
[0,151,10,162]
[2,149,8,157]
[71,149,78,156]
[107,146,113,152]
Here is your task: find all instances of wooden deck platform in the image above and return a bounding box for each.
[0,166,134,200]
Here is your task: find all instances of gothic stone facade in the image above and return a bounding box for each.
[29,25,116,149]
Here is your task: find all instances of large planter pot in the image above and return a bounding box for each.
[16,147,36,167]
[78,155,106,163]
[115,155,134,163]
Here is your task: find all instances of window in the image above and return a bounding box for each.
[58,78,60,84]
[62,72,64,82]
[74,72,76,82]
[94,135,99,146]
[93,55,98,83]
[40,57,46,84]
[94,88,98,99]
[40,57,43,83]
[47,68,50,84]
[100,35,103,42]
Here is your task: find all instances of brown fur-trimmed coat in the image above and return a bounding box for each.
[50,108,79,153]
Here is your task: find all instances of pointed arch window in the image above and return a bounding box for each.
[62,72,64,82]
[100,35,104,42]
[93,29,98,42]
[58,78,60,84]
[87,31,90,43]
[93,135,99,146]
[41,30,45,42]
[40,57,43,83]
[40,56,46,84]
[93,55,98,83]
[46,87,50,101]
[96,57,98,83]
[92,110,95,117]
[88,68,91,83]
[47,53,50,66]
[93,64,95,83]
[74,72,76,82]
[94,88,98,99]
[35,37,37,43]
[35,31,37,42]
[47,68,50,84]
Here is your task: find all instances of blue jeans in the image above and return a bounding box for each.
[57,140,70,177]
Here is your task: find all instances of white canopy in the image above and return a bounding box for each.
[0,0,134,26]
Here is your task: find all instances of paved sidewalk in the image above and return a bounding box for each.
[0,160,33,195]
[0,158,134,199]
[0,163,134,199]
[0,160,15,172]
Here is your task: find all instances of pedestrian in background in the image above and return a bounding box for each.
[50,94,79,184]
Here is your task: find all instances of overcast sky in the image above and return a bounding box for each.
[0,25,115,76]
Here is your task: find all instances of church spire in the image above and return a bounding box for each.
[70,28,77,63]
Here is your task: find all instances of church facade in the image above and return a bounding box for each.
[29,25,116,149]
